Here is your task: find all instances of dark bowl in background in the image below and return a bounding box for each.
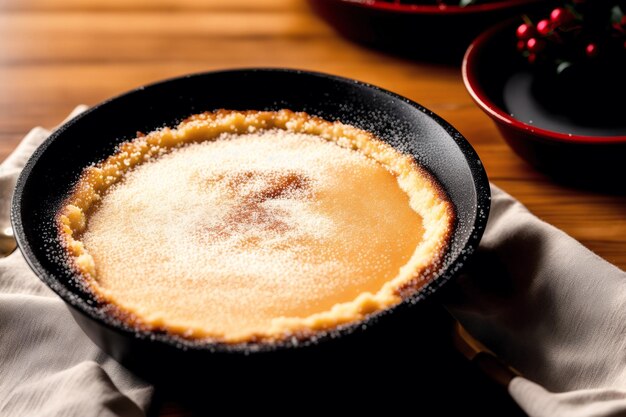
[12,69,490,406]
[463,21,626,190]
[308,0,553,63]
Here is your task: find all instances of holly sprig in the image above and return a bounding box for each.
[516,1,626,71]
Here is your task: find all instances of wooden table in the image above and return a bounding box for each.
[1,0,623,415]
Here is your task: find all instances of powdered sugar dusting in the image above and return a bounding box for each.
[81,129,426,339]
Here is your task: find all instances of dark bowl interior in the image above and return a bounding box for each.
[12,69,489,390]
[463,21,626,189]
[308,0,553,63]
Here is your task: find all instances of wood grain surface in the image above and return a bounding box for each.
[0,0,623,415]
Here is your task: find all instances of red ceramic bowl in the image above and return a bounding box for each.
[463,20,626,189]
[308,0,552,62]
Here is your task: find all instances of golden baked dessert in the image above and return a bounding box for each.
[57,110,454,344]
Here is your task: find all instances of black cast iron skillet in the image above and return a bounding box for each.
[12,69,490,406]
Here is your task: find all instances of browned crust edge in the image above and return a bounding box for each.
[56,109,456,344]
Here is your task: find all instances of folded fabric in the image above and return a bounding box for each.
[1,109,624,416]
[0,107,153,417]
[449,184,626,417]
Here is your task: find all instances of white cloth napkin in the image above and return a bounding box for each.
[450,184,626,417]
[1,109,625,416]
[0,107,153,417]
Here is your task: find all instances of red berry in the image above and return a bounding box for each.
[528,53,537,64]
[537,19,552,36]
[621,16,626,27]
[527,38,546,52]
[516,40,526,51]
[550,8,574,26]
[585,43,598,57]
[516,23,536,40]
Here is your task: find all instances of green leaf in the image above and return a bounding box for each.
[556,61,572,75]
[610,5,624,23]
